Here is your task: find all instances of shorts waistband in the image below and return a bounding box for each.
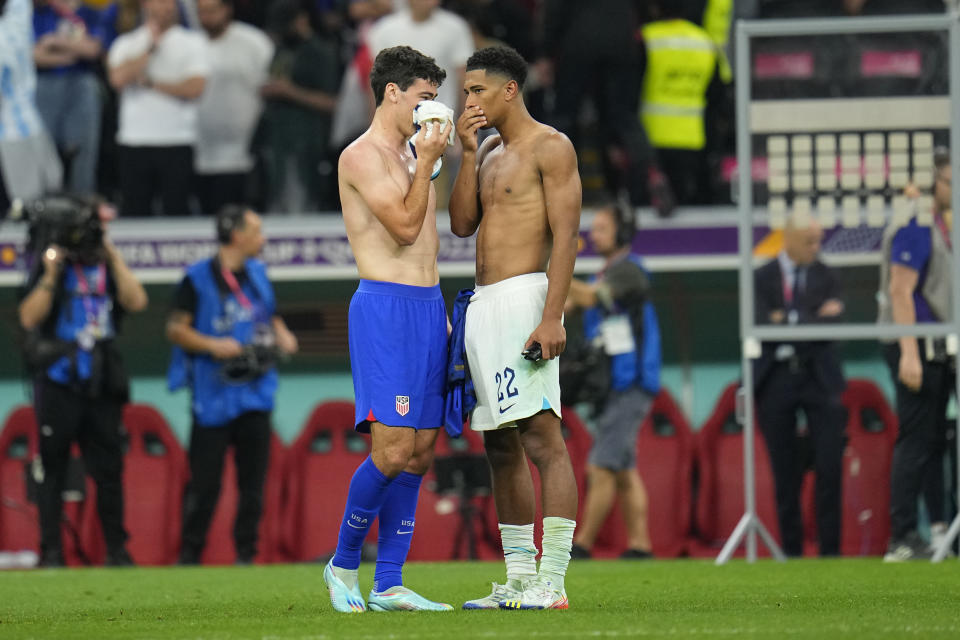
[473,272,547,301]
[357,279,442,300]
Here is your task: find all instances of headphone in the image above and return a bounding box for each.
[216,205,246,244]
[611,201,637,248]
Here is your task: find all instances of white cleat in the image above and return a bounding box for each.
[462,581,523,610]
[499,577,568,610]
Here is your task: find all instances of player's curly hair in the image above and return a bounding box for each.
[466,46,528,90]
[370,46,446,106]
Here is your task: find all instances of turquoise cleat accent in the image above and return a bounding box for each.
[368,586,454,611]
[323,560,366,613]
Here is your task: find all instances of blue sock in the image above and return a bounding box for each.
[373,471,422,592]
[332,456,393,570]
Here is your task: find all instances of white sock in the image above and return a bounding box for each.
[331,564,359,590]
[540,517,576,589]
[499,523,538,587]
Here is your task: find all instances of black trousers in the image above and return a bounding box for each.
[195,171,248,216]
[756,363,846,556]
[180,411,271,560]
[34,378,127,555]
[118,144,193,216]
[883,343,954,540]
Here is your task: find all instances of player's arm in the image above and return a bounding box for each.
[889,262,922,390]
[527,132,582,360]
[449,108,495,237]
[342,127,450,246]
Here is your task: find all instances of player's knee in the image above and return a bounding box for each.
[523,432,567,469]
[405,448,435,475]
[377,444,416,476]
[484,432,525,470]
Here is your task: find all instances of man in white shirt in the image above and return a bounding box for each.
[367,0,472,116]
[195,0,273,215]
[107,0,210,216]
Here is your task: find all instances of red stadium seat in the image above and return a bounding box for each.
[588,390,695,558]
[691,384,781,557]
[280,401,376,562]
[0,407,40,555]
[840,379,896,556]
[201,431,287,565]
[0,406,89,565]
[81,404,187,565]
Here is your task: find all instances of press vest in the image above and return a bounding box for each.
[877,215,953,333]
[641,19,718,151]
[583,255,661,393]
[46,262,116,385]
[167,257,278,427]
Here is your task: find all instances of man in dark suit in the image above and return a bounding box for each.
[754,213,846,556]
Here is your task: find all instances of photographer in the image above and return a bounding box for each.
[564,203,661,559]
[18,194,148,567]
[166,205,297,564]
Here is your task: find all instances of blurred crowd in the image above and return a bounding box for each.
[0,0,954,218]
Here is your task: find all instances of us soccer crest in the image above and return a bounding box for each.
[395,395,410,416]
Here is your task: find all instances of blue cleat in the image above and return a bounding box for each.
[323,560,366,613]
[368,586,454,611]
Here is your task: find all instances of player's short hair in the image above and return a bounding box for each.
[466,46,528,90]
[370,46,446,106]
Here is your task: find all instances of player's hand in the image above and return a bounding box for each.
[456,105,486,153]
[898,350,923,392]
[41,245,66,277]
[526,318,566,361]
[817,299,844,318]
[209,337,244,360]
[414,118,452,167]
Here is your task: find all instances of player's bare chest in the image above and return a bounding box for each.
[479,148,541,203]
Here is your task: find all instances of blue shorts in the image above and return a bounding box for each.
[349,279,447,432]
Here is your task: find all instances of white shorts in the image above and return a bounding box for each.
[465,272,562,431]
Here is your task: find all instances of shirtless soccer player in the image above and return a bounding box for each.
[324,45,454,613]
[451,46,582,610]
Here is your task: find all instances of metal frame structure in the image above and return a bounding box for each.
[723,13,960,564]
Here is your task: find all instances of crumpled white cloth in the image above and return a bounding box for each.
[412,100,455,146]
[408,100,455,180]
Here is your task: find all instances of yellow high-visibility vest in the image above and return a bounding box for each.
[641,20,718,151]
[703,0,733,82]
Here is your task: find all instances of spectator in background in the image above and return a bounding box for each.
[537,0,673,216]
[195,0,274,214]
[260,0,340,212]
[32,0,105,194]
[0,0,63,212]
[167,206,298,564]
[754,213,846,557]
[565,203,661,560]
[640,1,724,207]
[879,148,954,561]
[107,0,209,216]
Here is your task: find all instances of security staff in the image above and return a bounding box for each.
[566,203,661,559]
[640,1,722,204]
[18,194,147,567]
[754,213,846,557]
[167,205,297,564]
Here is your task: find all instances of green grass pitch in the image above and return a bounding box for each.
[2,559,959,639]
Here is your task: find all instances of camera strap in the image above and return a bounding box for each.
[220,266,253,311]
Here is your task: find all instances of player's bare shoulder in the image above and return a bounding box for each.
[531,125,577,169]
[338,135,379,186]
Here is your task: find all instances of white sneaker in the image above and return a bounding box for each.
[930,524,955,557]
[462,581,523,610]
[499,576,568,610]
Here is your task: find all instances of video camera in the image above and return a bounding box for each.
[9,194,105,264]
